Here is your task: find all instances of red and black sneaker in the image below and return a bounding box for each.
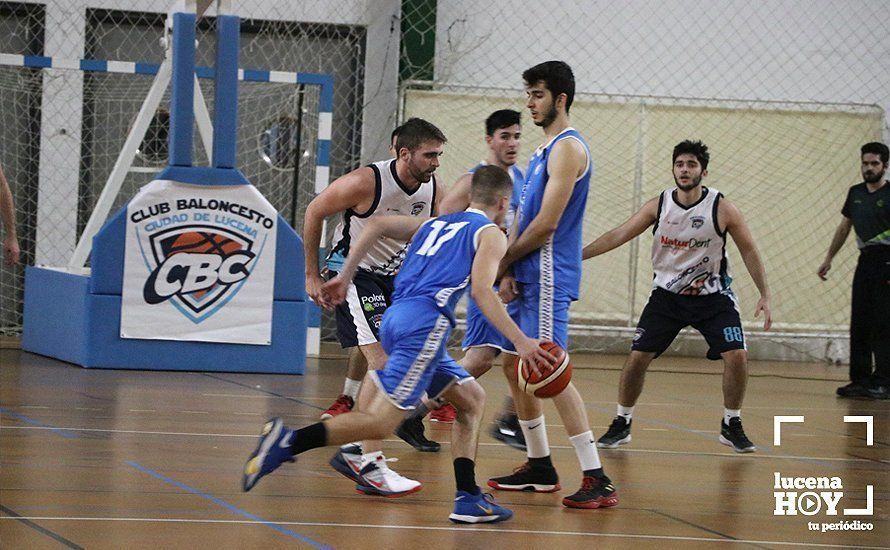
[487,462,560,492]
[561,475,619,509]
[430,403,457,423]
[320,394,354,420]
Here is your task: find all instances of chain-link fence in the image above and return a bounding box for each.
[2,1,888,362]
[0,1,377,339]
[396,0,889,361]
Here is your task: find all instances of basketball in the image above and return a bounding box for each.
[517,341,572,398]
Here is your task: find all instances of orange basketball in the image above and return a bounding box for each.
[517,341,572,398]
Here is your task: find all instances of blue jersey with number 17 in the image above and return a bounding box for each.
[393,209,496,314]
[514,127,592,301]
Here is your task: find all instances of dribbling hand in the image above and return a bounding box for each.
[515,337,556,378]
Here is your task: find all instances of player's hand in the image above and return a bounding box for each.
[2,235,20,266]
[515,337,556,378]
[306,272,325,305]
[755,295,772,331]
[498,274,519,303]
[817,261,831,281]
[319,275,348,310]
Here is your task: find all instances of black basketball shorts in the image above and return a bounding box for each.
[332,269,395,348]
[632,287,746,360]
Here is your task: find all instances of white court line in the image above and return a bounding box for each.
[180,411,209,415]
[0,516,882,549]
[19,405,49,409]
[0,426,876,463]
[128,409,157,413]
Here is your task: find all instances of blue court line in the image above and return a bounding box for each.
[0,408,79,439]
[126,461,330,549]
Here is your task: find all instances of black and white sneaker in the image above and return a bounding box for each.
[487,462,560,492]
[719,417,756,453]
[597,416,632,449]
[396,415,441,452]
[490,414,526,451]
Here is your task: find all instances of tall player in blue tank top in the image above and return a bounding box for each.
[241,166,554,524]
[487,61,619,510]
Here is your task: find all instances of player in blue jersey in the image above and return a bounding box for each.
[241,165,554,523]
[431,109,527,449]
[486,61,619,510]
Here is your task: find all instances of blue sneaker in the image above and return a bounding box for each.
[242,417,296,491]
[449,490,513,523]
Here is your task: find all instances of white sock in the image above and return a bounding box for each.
[519,415,550,459]
[569,431,602,471]
[617,404,634,421]
[724,409,741,424]
[343,378,362,399]
[360,450,383,469]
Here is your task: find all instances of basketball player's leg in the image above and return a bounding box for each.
[695,292,755,452]
[322,271,388,418]
[433,356,513,523]
[599,290,682,449]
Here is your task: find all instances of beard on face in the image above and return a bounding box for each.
[674,174,702,192]
[863,167,886,184]
[535,104,558,127]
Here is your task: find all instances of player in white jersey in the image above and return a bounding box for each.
[583,140,772,453]
[432,109,527,449]
[302,118,444,493]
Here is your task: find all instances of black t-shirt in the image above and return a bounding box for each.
[841,181,890,249]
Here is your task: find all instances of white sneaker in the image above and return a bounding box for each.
[355,455,422,497]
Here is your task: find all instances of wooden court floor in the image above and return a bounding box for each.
[1,346,887,549]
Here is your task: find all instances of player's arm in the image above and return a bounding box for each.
[472,226,555,374]
[721,198,772,331]
[302,167,376,303]
[501,139,585,269]
[817,216,852,281]
[438,173,472,215]
[319,215,426,308]
[0,163,20,266]
[582,197,659,260]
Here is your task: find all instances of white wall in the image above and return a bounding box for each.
[434,0,890,137]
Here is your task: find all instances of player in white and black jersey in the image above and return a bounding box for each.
[302,118,444,494]
[583,140,772,453]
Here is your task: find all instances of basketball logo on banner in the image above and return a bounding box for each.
[140,225,258,319]
[121,179,277,345]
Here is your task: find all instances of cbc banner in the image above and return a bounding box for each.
[121,179,277,345]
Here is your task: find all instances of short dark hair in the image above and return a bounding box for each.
[470,165,513,206]
[522,60,575,114]
[395,118,447,153]
[485,109,521,136]
[861,142,889,164]
[672,140,710,170]
[390,124,401,144]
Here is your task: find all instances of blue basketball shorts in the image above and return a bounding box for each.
[461,289,519,355]
[370,298,473,410]
[516,282,570,350]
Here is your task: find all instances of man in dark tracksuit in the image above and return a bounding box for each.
[818,142,890,400]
